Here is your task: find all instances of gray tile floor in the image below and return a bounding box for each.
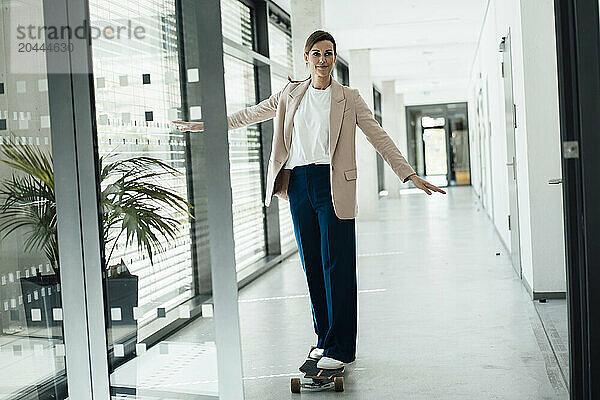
[155,186,568,399]
[236,186,568,399]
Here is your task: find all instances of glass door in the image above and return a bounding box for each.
[421,116,448,187]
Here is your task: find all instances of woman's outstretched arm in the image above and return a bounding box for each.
[173,81,290,132]
[227,81,290,130]
[353,88,415,182]
[353,88,445,195]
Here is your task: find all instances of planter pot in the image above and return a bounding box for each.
[19,274,63,331]
[106,275,139,326]
[106,274,139,370]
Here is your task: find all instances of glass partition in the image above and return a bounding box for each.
[268,17,295,254]
[221,0,254,50]
[0,1,68,398]
[270,73,295,253]
[87,0,219,397]
[221,0,268,274]
[267,20,293,70]
[223,53,267,273]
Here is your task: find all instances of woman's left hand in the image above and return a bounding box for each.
[408,174,447,195]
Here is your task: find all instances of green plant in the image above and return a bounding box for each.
[0,141,193,279]
[0,144,57,272]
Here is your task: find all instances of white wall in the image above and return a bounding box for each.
[468,0,566,295]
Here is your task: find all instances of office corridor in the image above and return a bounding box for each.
[236,186,568,399]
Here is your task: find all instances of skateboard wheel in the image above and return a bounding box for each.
[334,376,344,392]
[291,378,301,393]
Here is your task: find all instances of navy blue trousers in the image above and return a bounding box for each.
[287,163,357,363]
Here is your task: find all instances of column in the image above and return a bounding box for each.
[290,0,325,79]
[181,0,245,397]
[350,49,379,217]
[381,80,409,197]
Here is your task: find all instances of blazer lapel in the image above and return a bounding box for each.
[329,79,346,159]
[284,78,311,151]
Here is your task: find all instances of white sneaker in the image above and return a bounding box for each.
[309,347,324,359]
[316,356,346,369]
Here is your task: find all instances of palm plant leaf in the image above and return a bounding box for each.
[0,148,58,270]
[100,154,194,266]
[0,143,54,191]
[0,141,195,276]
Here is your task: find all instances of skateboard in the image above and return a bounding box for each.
[290,348,344,393]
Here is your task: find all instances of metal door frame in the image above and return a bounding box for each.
[554,0,600,397]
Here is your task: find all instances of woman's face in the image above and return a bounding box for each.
[304,40,336,79]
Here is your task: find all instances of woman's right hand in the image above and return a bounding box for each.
[172,121,204,132]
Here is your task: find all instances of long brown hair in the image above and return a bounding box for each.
[288,30,337,83]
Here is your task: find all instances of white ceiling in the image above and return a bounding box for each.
[273,0,488,102]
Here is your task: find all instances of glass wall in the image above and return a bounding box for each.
[267,16,293,70]
[0,0,299,396]
[90,0,193,354]
[268,11,296,254]
[221,0,254,50]
[222,0,268,273]
[270,73,296,253]
[0,2,67,399]
[88,0,218,397]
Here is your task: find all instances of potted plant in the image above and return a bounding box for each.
[98,152,193,368]
[0,141,193,339]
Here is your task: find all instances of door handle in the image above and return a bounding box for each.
[506,157,516,180]
[548,178,562,185]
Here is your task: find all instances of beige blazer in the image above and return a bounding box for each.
[227,76,416,220]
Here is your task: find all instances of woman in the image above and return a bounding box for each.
[173,30,445,370]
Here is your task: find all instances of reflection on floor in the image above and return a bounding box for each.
[110,186,569,399]
[0,330,65,399]
[110,342,218,399]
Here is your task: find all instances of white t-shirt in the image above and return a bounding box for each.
[284,83,331,169]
